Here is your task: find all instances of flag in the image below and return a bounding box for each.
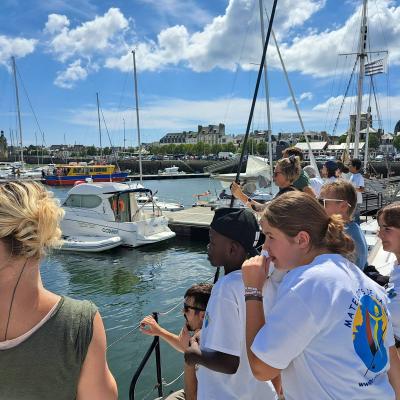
[365,58,387,76]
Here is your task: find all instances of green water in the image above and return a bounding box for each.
[41,179,222,399]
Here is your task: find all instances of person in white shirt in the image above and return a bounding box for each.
[377,202,400,355]
[349,158,365,224]
[241,191,400,400]
[184,208,277,400]
[303,165,323,197]
[321,160,339,183]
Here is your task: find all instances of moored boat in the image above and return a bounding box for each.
[42,163,128,186]
[60,235,123,252]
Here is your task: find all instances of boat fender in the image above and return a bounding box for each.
[112,199,125,212]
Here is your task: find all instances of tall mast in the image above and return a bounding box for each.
[354,0,368,159]
[96,92,103,158]
[132,50,143,184]
[123,118,126,152]
[258,0,273,193]
[11,56,24,164]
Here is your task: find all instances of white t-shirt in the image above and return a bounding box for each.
[388,263,400,340]
[309,177,324,197]
[350,172,365,204]
[251,254,395,400]
[197,269,279,400]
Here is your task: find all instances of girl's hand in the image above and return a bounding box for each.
[242,255,271,290]
[230,181,246,202]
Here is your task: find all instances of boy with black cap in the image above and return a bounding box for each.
[184,208,277,400]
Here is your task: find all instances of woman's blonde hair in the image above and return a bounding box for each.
[320,180,357,217]
[275,155,301,184]
[0,181,64,259]
[377,202,400,229]
[261,191,354,257]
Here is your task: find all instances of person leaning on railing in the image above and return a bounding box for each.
[0,181,117,400]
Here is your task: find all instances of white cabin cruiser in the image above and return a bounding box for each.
[136,195,184,212]
[61,182,176,248]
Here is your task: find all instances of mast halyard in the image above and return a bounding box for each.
[11,56,24,165]
[96,92,103,159]
[258,0,273,194]
[132,50,143,184]
[354,0,368,159]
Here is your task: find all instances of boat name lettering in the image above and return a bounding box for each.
[102,228,119,234]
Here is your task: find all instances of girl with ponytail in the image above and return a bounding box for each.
[241,191,400,399]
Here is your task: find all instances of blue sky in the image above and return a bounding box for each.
[0,0,399,147]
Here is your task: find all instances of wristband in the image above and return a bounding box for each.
[244,287,262,297]
[245,295,263,301]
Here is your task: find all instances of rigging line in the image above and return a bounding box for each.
[140,384,158,400]
[332,58,358,136]
[100,104,121,168]
[323,52,340,132]
[162,371,184,387]
[371,77,383,130]
[106,323,141,350]
[15,65,47,147]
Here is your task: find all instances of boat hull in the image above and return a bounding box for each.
[43,172,129,186]
[60,236,123,252]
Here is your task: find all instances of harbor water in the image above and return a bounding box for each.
[41,178,222,399]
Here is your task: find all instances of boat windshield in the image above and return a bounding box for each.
[109,192,131,222]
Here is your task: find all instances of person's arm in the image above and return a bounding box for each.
[184,362,198,400]
[302,185,316,197]
[388,345,400,399]
[230,181,265,211]
[184,336,239,374]
[242,255,281,381]
[140,315,189,353]
[76,312,118,400]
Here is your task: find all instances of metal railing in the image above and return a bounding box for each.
[129,312,163,400]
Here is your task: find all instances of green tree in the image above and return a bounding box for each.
[339,134,348,144]
[86,146,97,156]
[257,141,268,155]
[224,142,236,153]
[393,135,400,151]
[368,133,380,149]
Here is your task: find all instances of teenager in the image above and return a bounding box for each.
[140,283,213,400]
[231,155,300,212]
[242,191,400,399]
[377,202,400,353]
[184,208,277,400]
[319,180,368,270]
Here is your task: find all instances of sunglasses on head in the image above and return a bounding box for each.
[183,303,205,313]
[318,198,352,208]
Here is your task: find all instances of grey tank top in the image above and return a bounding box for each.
[0,296,97,400]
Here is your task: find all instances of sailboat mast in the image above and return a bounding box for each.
[96,92,103,158]
[132,50,143,184]
[11,56,24,164]
[258,0,273,191]
[354,0,368,159]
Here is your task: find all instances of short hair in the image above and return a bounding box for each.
[336,161,349,174]
[0,181,64,258]
[282,147,304,161]
[351,158,362,171]
[321,180,357,217]
[377,202,400,229]
[184,283,213,310]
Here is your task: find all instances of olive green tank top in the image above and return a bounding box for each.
[0,296,97,400]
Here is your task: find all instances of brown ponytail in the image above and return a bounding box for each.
[323,214,355,259]
[262,191,355,258]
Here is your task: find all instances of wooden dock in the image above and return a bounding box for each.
[164,207,214,238]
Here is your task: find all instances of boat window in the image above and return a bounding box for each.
[109,193,130,222]
[64,194,102,208]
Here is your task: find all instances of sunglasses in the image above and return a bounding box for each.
[318,198,352,208]
[183,303,206,313]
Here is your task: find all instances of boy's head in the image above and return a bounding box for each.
[349,158,362,173]
[183,283,213,331]
[207,208,260,271]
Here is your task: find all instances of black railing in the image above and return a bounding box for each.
[129,312,163,400]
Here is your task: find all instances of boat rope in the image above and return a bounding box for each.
[140,384,159,400]
[106,323,141,350]
[162,371,184,387]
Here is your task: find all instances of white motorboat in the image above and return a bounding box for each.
[60,235,123,252]
[61,182,176,248]
[136,195,184,212]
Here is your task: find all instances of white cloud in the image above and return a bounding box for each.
[300,92,313,101]
[45,8,129,62]
[54,59,88,88]
[0,35,37,68]
[44,14,70,34]
[105,0,326,73]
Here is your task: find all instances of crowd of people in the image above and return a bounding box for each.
[1,147,400,399]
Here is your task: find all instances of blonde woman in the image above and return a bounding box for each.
[231,155,300,212]
[242,192,400,399]
[0,181,117,400]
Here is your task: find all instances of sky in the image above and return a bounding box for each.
[0,0,400,147]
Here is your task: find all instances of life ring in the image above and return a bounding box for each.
[112,199,125,212]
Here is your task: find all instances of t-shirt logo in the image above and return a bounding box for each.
[204,311,210,328]
[352,295,388,373]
